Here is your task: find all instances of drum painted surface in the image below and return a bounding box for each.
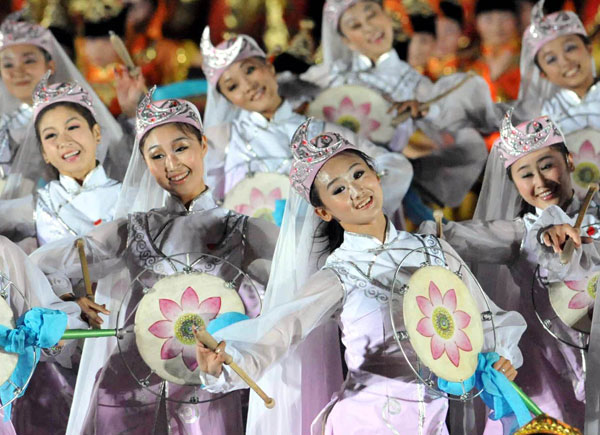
[0,296,18,389]
[566,129,600,200]
[223,173,289,223]
[307,85,395,144]
[134,272,246,385]
[403,266,483,383]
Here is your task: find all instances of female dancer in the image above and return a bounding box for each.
[301,0,492,211]
[31,88,279,435]
[0,75,121,253]
[422,110,599,431]
[195,119,527,434]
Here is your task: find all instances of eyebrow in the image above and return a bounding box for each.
[171,136,189,145]
[516,155,553,171]
[326,162,361,189]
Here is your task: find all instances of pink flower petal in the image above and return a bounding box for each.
[235,204,253,215]
[181,287,200,312]
[416,317,435,337]
[198,297,221,320]
[159,298,183,321]
[431,335,445,360]
[416,295,434,317]
[322,106,337,121]
[148,320,174,339]
[357,102,372,117]
[568,291,593,310]
[267,188,282,207]
[578,141,597,160]
[453,310,471,330]
[340,96,355,112]
[429,281,443,306]
[250,188,266,206]
[442,289,457,312]
[182,345,199,372]
[160,337,183,360]
[366,119,381,133]
[445,341,460,367]
[565,280,585,291]
[453,329,473,352]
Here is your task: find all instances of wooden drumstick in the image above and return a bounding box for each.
[434,210,444,239]
[193,327,275,409]
[560,183,599,264]
[76,239,94,301]
[392,72,475,125]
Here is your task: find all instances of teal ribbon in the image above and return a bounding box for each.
[153,79,207,100]
[438,352,532,429]
[0,308,67,420]
[272,199,286,227]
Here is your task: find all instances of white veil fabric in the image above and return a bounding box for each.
[0,28,126,199]
[245,190,342,435]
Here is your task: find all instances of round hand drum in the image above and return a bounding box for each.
[0,296,18,391]
[223,173,289,223]
[402,266,484,383]
[307,85,395,144]
[135,272,247,385]
[566,128,600,201]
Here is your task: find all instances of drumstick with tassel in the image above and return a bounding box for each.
[391,72,475,125]
[560,182,598,264]
[76,239,102,329]
[193,327,276,409]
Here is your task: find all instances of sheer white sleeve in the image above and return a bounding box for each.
[29,218,128,298]
[419,219,525,265]
[0,195,35,241]
[242,217,279,285]
[200,269,343,392]
[439,239,526,369]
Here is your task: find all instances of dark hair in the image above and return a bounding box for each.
[34,102,97,144]
[506,143,570,216]
[309,149,377,255]
[534,34,590,73]
[139,121,203,153]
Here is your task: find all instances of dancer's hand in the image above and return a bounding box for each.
[75,296,110,328]
[194,328,227,377]
[388,100,428,123]
[114,65,146,118]
[493,356,517,381]
[542,224,592,253]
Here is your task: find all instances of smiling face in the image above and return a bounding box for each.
[475,10,517,47]
[408,32,436,69]
[536,34,594,97]
[142,123,208,206]
[0,44,55,104]
[435,16,461,57]
[339,1,394,63]
[37,104,100,182]
[312,152,384,229]
[509,146,574,210]
[217,57,282,119]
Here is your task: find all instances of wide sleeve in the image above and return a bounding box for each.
[204,123,231,202]
[439,239,526,369]
[30,218,128,298]
[200,269,344,392]
[0,194,35,241]
[241,217,280,286]
[525,205,600,280]
[419,218,525,265]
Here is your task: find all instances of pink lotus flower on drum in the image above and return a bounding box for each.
[322,97,381,135]
[149,287,221,371]
[235,187,282,222]
[416,281,472,367]
[571,140,600,190]
[565,275,598,310]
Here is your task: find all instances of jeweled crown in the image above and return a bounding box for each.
[32,71,95,122]
[0,13,53,56]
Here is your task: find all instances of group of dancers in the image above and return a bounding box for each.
[1,0,600,434]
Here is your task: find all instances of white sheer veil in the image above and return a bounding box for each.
[1,28,125,199]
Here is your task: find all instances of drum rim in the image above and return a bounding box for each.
[0,271,36,410]
[532,265,590,351]
[116,252,262,404]
[389,247,495,402]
